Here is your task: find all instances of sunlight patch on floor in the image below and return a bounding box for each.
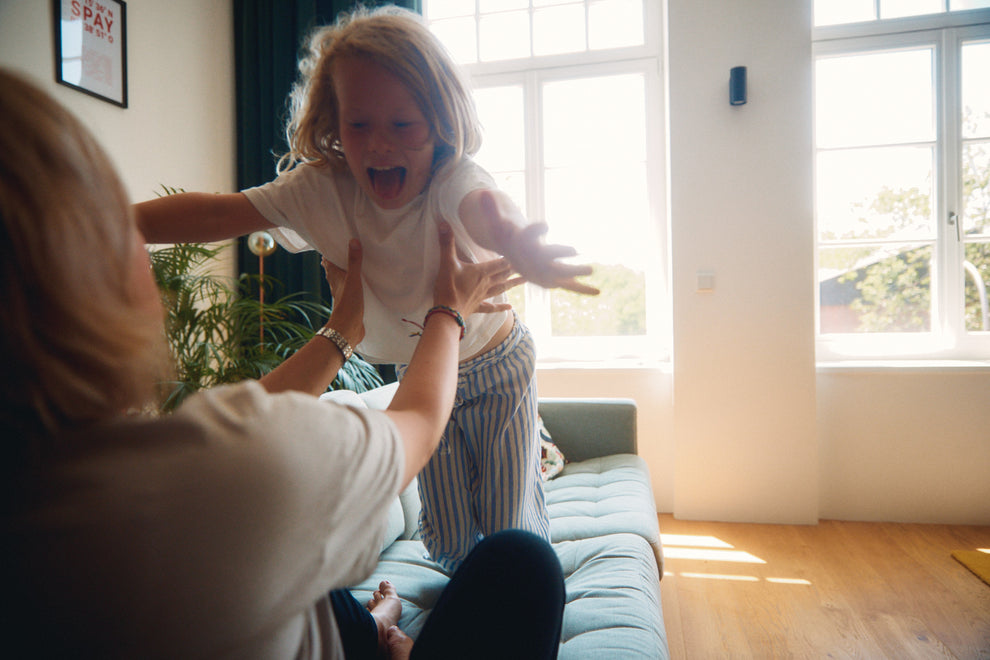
[660,533,733,548]
[766,577,812,585]
[662,532,813,586]
[680,572,760,582]
[662,547,765,563]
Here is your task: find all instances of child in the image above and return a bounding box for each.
[136,6,598,573]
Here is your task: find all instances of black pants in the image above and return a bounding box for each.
[330,529,566,660]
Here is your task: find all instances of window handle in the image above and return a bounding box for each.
[949,212,960,241]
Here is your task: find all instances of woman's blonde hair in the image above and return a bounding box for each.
[0,69,169,455]
[279,5,482,174]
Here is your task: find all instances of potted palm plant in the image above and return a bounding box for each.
[150,240,382,412]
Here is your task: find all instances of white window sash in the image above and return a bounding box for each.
[814,20,990,360]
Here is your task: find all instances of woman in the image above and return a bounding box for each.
[0,69,564,660]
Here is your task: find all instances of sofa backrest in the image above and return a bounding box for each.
[538,398,637,462]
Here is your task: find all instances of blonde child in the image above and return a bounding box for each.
[136,6,598,573]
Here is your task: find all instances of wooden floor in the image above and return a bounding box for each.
[657,514,990,659]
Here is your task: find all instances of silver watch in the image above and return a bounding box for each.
[316,326,353,361]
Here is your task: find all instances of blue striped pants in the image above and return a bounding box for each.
[398,317,551,574]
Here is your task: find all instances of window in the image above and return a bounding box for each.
[813,4,990,359]
[425,0,667,363]
[815,0,990,26]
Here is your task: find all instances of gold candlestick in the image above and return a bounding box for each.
[247,231,277,349]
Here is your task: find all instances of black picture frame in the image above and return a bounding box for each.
[53,0,127,108]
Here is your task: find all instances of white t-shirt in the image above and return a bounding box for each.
[243,159,510,364]
[3,381,404,659]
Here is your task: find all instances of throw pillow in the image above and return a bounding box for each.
[538,415,566,480]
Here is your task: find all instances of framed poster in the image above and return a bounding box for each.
[53,0,127,107]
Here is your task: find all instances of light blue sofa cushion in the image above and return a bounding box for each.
[546,454,663,573]
[353,532,668,659]
[352,454,668,658]
[380,497,406,552]
[555,533,667,659]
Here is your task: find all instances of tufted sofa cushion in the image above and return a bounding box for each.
[555,533,665,658]
[352,452,668,659]
[354,531,666,659]
[545,454,663,574]
[350,385,668,658]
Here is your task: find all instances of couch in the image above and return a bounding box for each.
[333,384,670,658]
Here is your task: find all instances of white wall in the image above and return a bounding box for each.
[818,368,990,524]
[0,0,235,205]
[665,0,818,523]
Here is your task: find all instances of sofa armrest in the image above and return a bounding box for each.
[538,398,637,462]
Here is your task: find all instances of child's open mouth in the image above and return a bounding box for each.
[368,166,406,201]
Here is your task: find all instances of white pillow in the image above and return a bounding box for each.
[318,389,368,409]
[357,382,400,411]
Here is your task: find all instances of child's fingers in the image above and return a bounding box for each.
[539,243,579,260]
[551,261,593,279]
[491,276,525,297]
[560,280,601,296]
[474,301,514,314]
[519,222,549,241]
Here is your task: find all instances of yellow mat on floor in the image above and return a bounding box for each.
[952,550,990,587]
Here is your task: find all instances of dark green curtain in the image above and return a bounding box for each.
[233,0,420,303]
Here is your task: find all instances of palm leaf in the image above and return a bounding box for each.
[149,239,383,412]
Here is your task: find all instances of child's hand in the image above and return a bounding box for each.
[504,222,600,296]
[323,239,365,348]
[433,222,521,317]
[479,190,600,296]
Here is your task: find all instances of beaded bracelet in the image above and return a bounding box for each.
[424,305,466,340]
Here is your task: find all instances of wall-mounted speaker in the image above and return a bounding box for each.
[730,66,747,106]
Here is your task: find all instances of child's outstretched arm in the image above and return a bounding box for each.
[458,188,600,296]
[134,192,274,244]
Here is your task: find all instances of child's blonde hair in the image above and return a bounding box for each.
[280,5,482,174]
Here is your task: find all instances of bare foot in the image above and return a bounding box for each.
[386,625,414,660]
[366,580,402,654]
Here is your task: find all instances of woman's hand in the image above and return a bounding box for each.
[323,239,365,349]
[257,239,365,396]
[432,222,521,317]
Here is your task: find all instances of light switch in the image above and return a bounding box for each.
[697,270,715,292]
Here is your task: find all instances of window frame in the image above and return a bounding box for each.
[425,0,669,364]
[813,8,990,361]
